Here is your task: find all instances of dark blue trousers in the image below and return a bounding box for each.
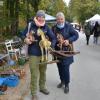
[57,62,70,86]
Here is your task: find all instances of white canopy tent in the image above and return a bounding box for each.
[86,14,100,25]
[45,14,56,21]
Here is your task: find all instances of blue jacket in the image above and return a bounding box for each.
[52,22,79,65]
[22,20,56,56]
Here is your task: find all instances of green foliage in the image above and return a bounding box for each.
[0,17,12,27]
[0,0,69,40]
[29,0,41,12]
[43,0,68,20]
[69,0,100,24]
[38,0,51,10]
[48,0,67,15]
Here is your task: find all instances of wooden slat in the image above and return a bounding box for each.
[50,50,80,57]
[38,60,59,65]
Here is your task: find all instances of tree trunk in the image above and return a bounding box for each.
[10,0,19,35]
[15,0,19,35]
[26,0,30,23]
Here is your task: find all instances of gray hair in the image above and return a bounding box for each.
[56,12,65,19]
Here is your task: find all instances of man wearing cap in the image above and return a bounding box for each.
[22,10,56,100]
[52,12,79,94]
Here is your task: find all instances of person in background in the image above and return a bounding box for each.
[84,22,91,45]
[22,10,56,100]
[52,12,79,94]
[92,21,100,44]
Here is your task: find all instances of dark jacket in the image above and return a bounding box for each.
[92,22,100,37]
[52,22,79,65]
[22,19,56,56]
[84,23,91,36]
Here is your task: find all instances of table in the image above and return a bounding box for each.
[0,40,20,45]
[0,54,9,60]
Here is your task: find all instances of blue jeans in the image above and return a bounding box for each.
[93,37,98,44]
[57,62,70,86]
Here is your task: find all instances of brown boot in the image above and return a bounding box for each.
[40,88,50,95]
[32,95,38,100]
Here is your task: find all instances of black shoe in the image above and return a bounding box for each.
[57,82,64,88]
[87,43,89,45]
[64,86,69,94]
[40,89,50,95]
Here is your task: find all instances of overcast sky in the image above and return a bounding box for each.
[63,0,70,5]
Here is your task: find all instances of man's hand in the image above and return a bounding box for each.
[63,40,69,46]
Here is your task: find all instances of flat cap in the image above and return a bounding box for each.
[36,10,45,18]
